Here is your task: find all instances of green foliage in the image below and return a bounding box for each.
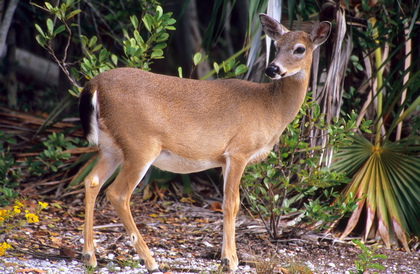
[0,132,20,206]
[330,0,420,249]
[116,258,140,270]
[78,36,116,80]
[217,58,248,78]
[33,1,176,95]
[350,240,387,274]
[241,97,359,238]
[27,133,77,176]
[122,6,176,70]
[0,151,20,205]
[33,0,81,46]
[188,52,248,79]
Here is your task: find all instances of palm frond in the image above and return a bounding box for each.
[332,135,420,250]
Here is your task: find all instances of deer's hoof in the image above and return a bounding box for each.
[221,257,239,272]
[221,258,229,266]
[82,252,97,268]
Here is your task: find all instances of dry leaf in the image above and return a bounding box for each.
[16,268,47,273]
[180,197,195,204]
[210,201,222,212]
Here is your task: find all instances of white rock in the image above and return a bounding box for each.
[327,262,336,268]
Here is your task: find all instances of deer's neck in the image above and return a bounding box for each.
[269,73,309,123]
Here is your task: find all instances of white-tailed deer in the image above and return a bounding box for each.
[79,14,330,272]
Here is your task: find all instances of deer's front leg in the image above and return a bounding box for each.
[221,156,247,272]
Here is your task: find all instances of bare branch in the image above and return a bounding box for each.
[0,0,20,58]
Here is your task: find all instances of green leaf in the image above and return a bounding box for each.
[152,43,167,50]
[88,36,98,48]
[228,58,235,69]
[142,14,153,32]
[98,49,108,62]
[222,61,230,73]
[45,2,54,11]
[234,64,248,75]
[193,52,202,66]
[35,24,46,37]
[155,6,163,19]
[178,67,183,78]
[369,263,385,270]
[68,88,78,97]
[47,19,54,36]
[53,24,66,36]
[133,30,144,46]
[35,35,46,47]
[111,54,118,66]
[92,44,102,52]
[156,33,169,43]
[66,9,81,20]
[151,49,163,59]
[130,15,139,29]
[213,62,219,74]
[165,18,176,25]
[80,35,88,48]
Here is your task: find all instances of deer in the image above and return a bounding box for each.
[78,14,331,273]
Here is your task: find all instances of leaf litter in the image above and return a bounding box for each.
[1,189,419,273]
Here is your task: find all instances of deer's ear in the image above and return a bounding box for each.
[259,14,289,40]
[310,21,331,47]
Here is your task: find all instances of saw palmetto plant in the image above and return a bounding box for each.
[330,0,420,250]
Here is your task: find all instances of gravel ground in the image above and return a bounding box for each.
[1,246,419,274]
[0,249,255,274]
[1,198,419,273]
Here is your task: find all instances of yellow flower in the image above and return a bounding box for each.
[0,242,12,256]
[0,217,4,223]
[2,242,12,249]
[0,209,8,216]
[38,201,48,209]
[15,200,24,207]
[13,206,21,214]
[25,212,39,223]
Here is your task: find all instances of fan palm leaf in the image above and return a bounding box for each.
[333,135,420,250]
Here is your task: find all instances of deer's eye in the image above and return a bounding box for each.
[294,46,306,54]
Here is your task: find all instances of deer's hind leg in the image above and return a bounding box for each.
[82,145,122,267]
[106,143,161,272]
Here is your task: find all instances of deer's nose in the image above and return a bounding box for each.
[265,65,279,78]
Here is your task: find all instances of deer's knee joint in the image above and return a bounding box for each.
[85,174,99,188]
[91,175,99,187]
[130,233,138,244]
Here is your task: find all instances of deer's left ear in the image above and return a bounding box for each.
[259,14,289,41]
[310,21,331,47]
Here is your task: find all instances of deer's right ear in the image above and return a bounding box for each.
[259,14,289,40]
[310,21,331,47]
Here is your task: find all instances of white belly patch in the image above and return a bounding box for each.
[153,150,221,174]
